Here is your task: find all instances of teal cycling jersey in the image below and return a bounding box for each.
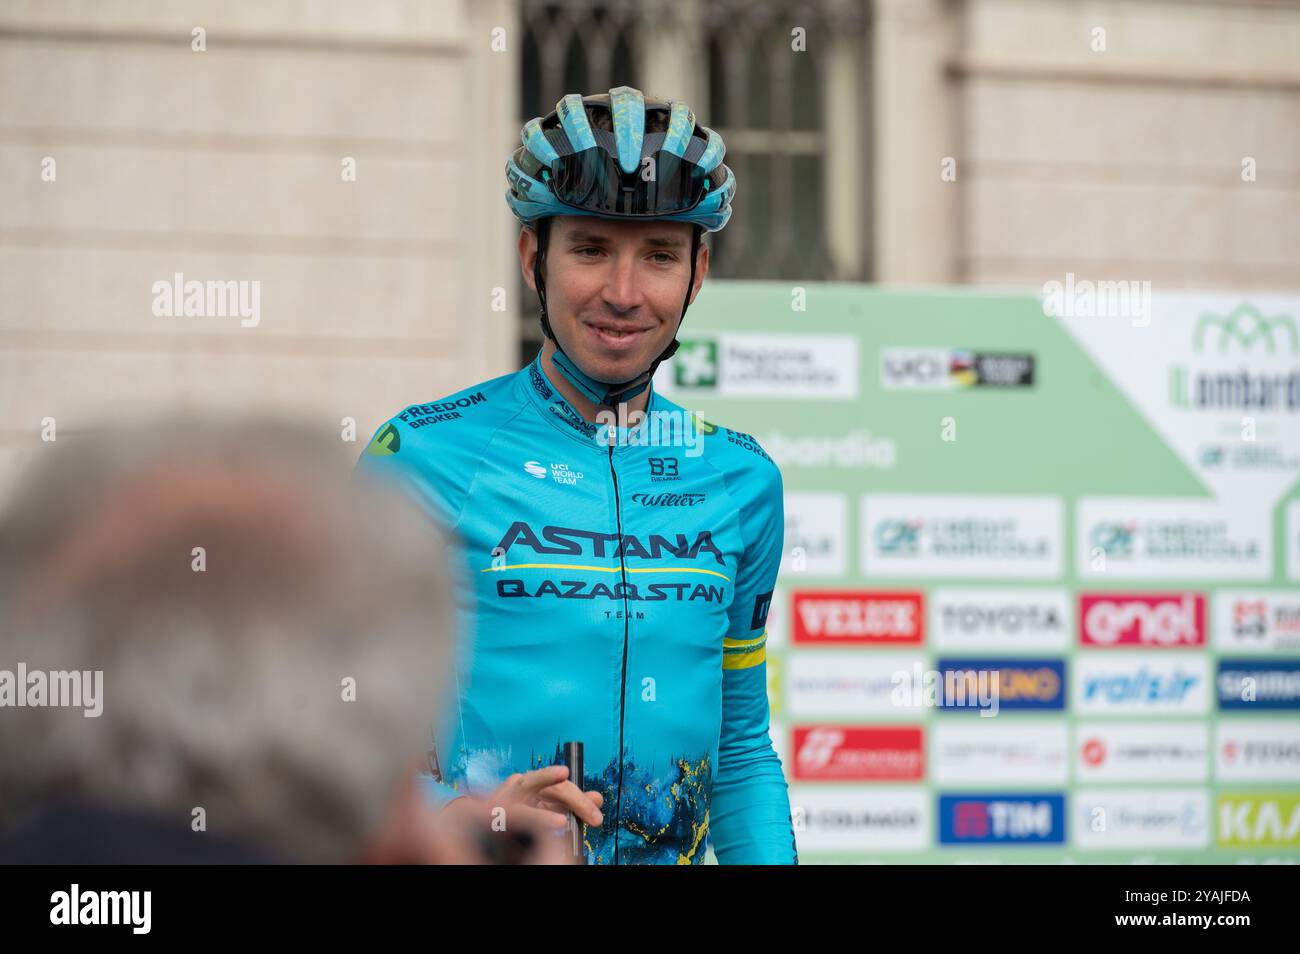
[356,351,796,864]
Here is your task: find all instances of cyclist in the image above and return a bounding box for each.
[358,86,796,864]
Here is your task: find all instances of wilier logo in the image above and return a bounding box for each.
[630,492,705,508]
[674,339,718,389]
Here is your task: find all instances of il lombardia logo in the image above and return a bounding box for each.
[674,339,718,389]
[364,423,401,457]
[1170,303,1300,414]
[1194,303,1298,354]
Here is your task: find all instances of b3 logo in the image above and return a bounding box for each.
[649,457,680,481]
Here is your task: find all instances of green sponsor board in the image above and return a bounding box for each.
[656,282,1300,864]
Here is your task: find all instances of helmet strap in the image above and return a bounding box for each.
[534,221,701,408]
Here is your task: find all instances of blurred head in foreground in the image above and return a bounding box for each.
[0,418,456,863]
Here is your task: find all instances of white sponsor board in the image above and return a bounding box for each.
[789,786,929,853]
[1077,497,1270,580]
[930,588,1071,651]
[1073,654,1210,715]
[1215,720,1300,782]
[658,333,859,399]
[1073,722,1209,782]
[931,723,1068,784]
[1213,590,1300,652]
[861,494,1062,579]
[1072,788,1211,850]
[786,653,927,718]
[781,492,847,577]
[1055,294,1300,509]
[1289,501,1300,581]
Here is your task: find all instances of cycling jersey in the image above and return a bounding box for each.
[356,350,796,864]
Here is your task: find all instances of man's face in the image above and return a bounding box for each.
[521,215,708,385]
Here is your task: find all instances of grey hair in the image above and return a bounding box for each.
[0,417,454,863]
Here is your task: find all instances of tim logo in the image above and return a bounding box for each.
[751,590,773,630]
[938,794,1065,845]
[1080,593,1206,647]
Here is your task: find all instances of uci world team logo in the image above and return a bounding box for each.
[939,794,1065,845]
[674,339,718,389]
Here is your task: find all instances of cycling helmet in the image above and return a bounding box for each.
[505,85,735,406]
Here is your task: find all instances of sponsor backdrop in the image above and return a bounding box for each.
[656,285,1300,863]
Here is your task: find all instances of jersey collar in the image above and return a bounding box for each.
[520,350,661,451]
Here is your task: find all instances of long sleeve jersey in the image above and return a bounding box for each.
[356,351,796,864]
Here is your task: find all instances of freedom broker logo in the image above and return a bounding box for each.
[792,726,924,781]
[935,658,1066,712]
[938,794,1066,845]
[1079,592,1206,647]
[791,590,923,645]
[1217,660,1300,711]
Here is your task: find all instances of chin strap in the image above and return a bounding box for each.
[534,220,701,408]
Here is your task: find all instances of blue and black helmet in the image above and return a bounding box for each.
[505,86,736,232]
[506,86,736,407]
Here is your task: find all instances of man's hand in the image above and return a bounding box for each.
[362,762,603,864]
[443,764,603,831]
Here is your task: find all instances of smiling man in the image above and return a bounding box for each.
[357,87,796,864]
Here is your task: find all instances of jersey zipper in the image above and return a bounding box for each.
[607,439,631,865]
